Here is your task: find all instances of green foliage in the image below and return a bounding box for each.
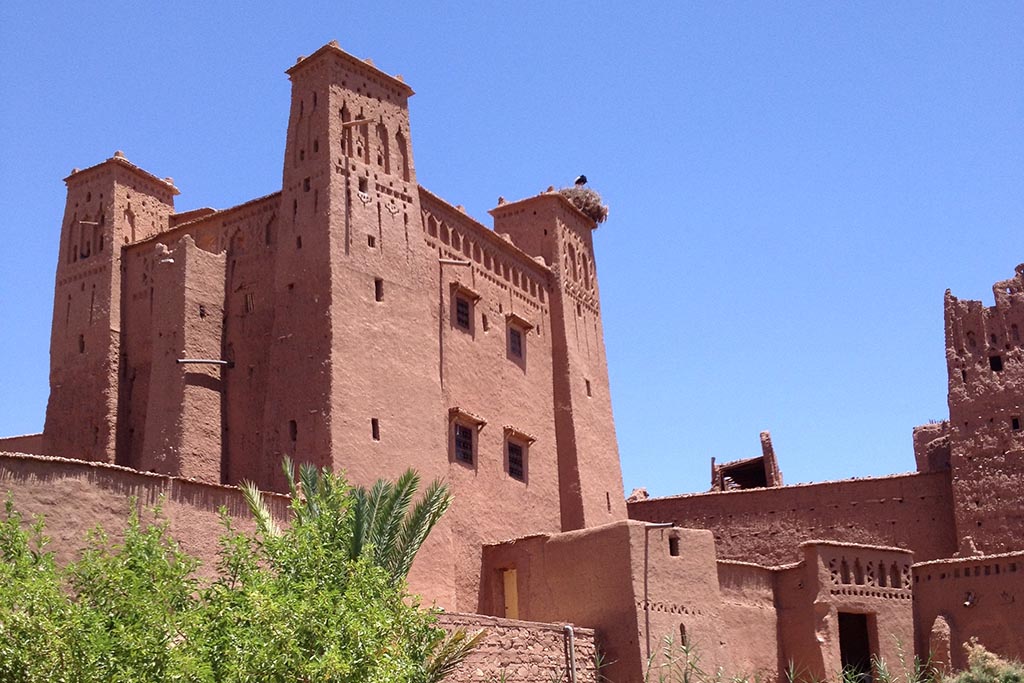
[948,640,1024,683]
[0,462,477,683]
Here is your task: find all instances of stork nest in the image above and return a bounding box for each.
[558,186,609,224]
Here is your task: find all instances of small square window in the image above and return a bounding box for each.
[454,423,474,464]
[990,355,1004,372]
[509,327,523,358]
[368,234,376,248]
[508,442,525,481]
[455,297,471,330]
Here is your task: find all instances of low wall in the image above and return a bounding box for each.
[0,434,44,455]
[0,451,288,573]
[913,552,1024,670]
[438,613,598,683]
[628,471,956,565]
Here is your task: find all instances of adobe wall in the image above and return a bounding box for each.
[421,189,564,613]
[0,434,43,455]
[437,613,598,683]
[943,265,1024,553]
[481,522,645,682]
[628,471,957,565]
[0,452,459,607]
[481,521,768,683]
[716,561,780,679]
[0,451,285,573]
[913,552,1024,670]
[118,193,281,484]
[492,193,627,531]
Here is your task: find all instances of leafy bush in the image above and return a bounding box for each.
[0,463,481,683]
[948,640,1024,683]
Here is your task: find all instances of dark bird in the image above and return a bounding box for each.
[574,174,587,186]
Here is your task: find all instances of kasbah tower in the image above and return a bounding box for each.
[1,41,1022,683]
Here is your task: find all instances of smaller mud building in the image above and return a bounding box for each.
[1,41,1021,683]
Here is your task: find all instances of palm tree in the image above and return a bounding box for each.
[240,458,484,682]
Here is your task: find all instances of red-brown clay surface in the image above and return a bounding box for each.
[2,39,1022,682]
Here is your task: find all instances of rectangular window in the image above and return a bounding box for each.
[1013,416,1021,431]
[990,355,1004,372]
[585,379,592,397]
[244,292,255,313]
[508,327,523,358]
[371,418,380,441]
[454,424,474,464]
[374,277,384,302]
[455,297,471,330]
[508,442,525,481]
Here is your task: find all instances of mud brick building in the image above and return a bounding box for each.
[2,41,1021,682]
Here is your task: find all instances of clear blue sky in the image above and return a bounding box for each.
[1,3,1021,498]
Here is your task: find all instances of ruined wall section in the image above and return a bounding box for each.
[913,552,1024,670]
[138,237,225,481]
[943,265,1024,552]
[437,614,598,683]
[492,193,627,531]
[420,189,562,612]
[628,472,957,565]
[44,155,177,463]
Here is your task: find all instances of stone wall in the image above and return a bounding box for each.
[438,613,598,683]
[628,471,956,565]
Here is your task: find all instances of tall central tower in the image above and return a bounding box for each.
[261,43,446,492]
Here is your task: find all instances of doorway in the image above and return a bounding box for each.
[838,612,874,682]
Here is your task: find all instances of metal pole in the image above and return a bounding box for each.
[176,358,232,367]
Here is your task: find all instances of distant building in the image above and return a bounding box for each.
[2,42,1021,682]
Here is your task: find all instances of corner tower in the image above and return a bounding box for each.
[943,264,1024,552]
[43,154,177,461]
[491,190,627,530]
[261,43,445,492]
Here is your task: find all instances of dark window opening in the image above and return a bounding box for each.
[367,234,376,248]
[296,236,303,249]
[454,424,474,464]
[1012,416,1021,431]
[303,177,310,192]
[455,297,471,330]
[585,379,592,397]
[198,304,207,319]
[482,314,489,331]
[838,613,874,683]
[508,442,525,481]
[374,278,384,302]
[245,293,255,313]
[669,536,680,556]
[78,334,85,354]
[358,176,369,193]
[508,327,523,358]
[288,420,298,442]
[371,418,380,441]
[990,355,1004,372]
